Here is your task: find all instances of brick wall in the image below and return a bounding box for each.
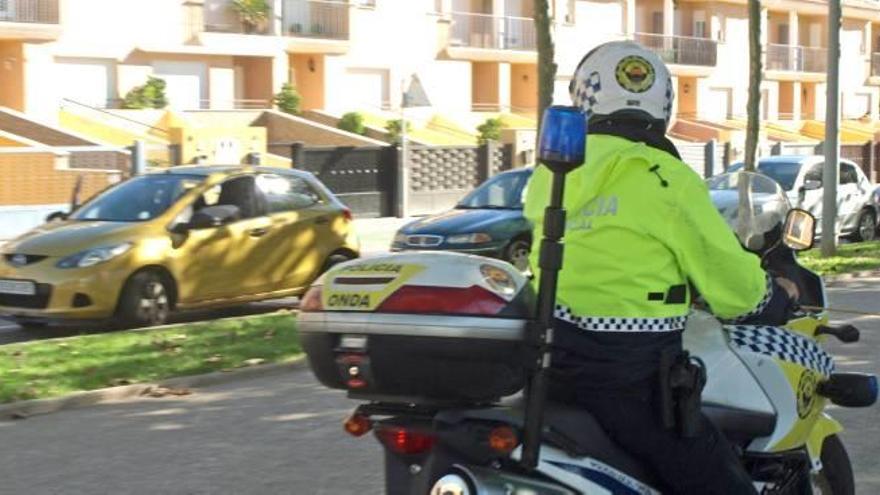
[0,151,121,206]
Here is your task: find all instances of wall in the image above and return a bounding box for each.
[254,111,383,147]
[0,150,120,206]
[635,0,663,33]
[168,125,266,164]
[0,41,25,111]
[290,53,325,111]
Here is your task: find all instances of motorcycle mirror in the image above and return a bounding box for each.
[537,106,587,174]
[783,208,816,251]
[801,179,822,191]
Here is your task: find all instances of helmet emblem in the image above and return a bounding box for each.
[615,55,656,94]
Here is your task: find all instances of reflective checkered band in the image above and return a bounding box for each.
[662,77,674,122]
[555,304,687,332]
[726,274,774,324]
[572,71,602,117]
[725,325,835,377]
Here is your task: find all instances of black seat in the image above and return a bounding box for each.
[702,403,776,444]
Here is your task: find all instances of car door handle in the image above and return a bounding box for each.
[314,216,330,225]
[249,227,270,237]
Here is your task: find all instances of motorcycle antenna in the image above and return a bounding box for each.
[521,106,587,469]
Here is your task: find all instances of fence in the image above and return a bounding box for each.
[282,0,349,40]
[271,141,513,217]
[634,33,718,67]
[449,12,536,51]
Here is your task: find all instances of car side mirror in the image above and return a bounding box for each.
[169,222,189,235]
[45,211,68,223]
[801,180,822,191]
[189,205,241,230]
[783,208,816,251]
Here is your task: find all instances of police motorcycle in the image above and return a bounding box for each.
[298,107,878,494]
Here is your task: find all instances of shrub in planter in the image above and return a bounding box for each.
[231,0,270,34]
[122,77,168,109]
[274,83,302,115]
[385,119,412,144]
[338,112,366,135]
[476,117,503,145]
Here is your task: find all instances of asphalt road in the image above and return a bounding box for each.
[0,298,299,345]
[0,279,878,494]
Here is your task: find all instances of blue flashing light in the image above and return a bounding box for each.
[538,106,587,170]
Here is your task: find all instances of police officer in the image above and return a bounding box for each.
[524,41,797,494]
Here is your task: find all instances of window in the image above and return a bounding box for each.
[457,171,529,209]
[257,174,323,213]
[694,20,706,38]
[651,12,663,34]
[777,24,789,44]
[72,174,202,222]
[840,163,859,185]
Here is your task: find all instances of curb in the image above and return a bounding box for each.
[0,356,308,421]
[824,269,880,286]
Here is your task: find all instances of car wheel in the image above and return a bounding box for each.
[116,271,171,328]
[851,209,877,242]
[321,251,356,274]
[504,238,531,273]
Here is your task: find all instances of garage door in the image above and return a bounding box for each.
[153,61,207,110]
[344,68,389,111]
[56,58,114,108]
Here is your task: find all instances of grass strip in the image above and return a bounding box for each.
[798,241,880,276]
[0,313,299,404]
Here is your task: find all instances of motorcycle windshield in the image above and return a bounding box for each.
[706,171,792,252]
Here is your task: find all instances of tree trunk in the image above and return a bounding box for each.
[535,0,557,132]
[744,0,762,172]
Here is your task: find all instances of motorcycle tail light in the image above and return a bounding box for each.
[300,285,323,312]
[343,413,373,437]
[376,285,506,316]
[488,425,520,454]
[375,425,436,455]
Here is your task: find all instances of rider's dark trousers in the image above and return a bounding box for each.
[555,379,758,495]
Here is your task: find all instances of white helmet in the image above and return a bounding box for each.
[569,41,674,128]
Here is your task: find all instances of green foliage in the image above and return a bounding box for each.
[799,241,880,276]
[338,112,366,135]
[231,0,270,31]
[476,117,503,145]
[385,119,412,144]
[0,314,299,404]
[122,77,168,109]
[273,83,302,115]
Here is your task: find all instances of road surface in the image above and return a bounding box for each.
[0,278,878,494]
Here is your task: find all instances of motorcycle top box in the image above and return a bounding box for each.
[298,252,535,404]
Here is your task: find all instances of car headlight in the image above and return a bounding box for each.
[56,243,133,269]
[447,233,492,245]
[392,232,407,245]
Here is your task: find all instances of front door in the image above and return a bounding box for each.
[256,173,337,292]
[174,175,274,302]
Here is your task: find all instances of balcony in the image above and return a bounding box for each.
[449,12,536,51]
[0,0,58,24]
[0,0,60,40]
[634,33,717,67]
[282,0,349,40]
[766,44,827,73]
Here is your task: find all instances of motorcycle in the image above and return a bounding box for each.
[298,108,877,494]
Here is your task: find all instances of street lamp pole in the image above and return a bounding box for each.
[821,0,841,256]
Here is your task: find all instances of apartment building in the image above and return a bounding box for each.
[0,0,879,137]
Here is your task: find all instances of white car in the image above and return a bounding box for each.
[728,155,880,242]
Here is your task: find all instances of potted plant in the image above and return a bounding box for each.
[231,0,270,34]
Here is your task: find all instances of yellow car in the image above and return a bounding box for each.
[0,166,360,327]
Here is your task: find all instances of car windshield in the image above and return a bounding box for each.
[71,174,204,222]
[727,161,803,191]
[456,172,530,209]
